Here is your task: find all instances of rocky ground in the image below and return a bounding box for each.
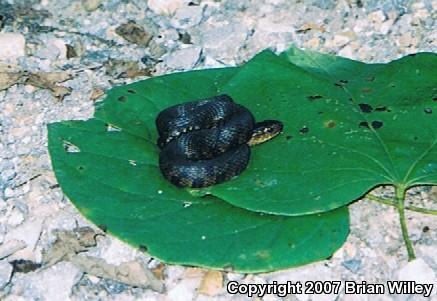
[1,0,437,300]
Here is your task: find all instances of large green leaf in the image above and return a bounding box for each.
[47,119,349,272]
[93,48,437,216]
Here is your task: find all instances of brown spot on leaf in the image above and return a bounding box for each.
[324,120,336,128]
[118,96,127,102]
[361,87,372,93]
[424,108,433,114]
[127,89,136,94]
[286,135,293,140]
[366,76,375,82]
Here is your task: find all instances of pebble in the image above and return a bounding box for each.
[147,0,189,15]
[0,260,13,290]
[0,33,26,61]
[171,6,204,29]
[196,22,248,61]
[164,46,202,70]
[397,258,437,289]
[115,21,153,47]
[11,262,82,300]
[0,240,27,260]
[81,0,102,11]
[167,278,200,301]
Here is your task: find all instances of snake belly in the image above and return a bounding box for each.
[156,95,273,188]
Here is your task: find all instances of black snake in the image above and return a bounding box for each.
[156,95,283,188]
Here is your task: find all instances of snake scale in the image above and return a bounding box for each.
[156,95,283,188]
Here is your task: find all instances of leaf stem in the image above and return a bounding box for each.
[365,188,416,260]
[395,186,416,261]
[366,194,437,216]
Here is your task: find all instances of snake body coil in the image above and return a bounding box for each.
[156,95,282,188]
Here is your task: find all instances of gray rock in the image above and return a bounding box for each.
[342,259,362,273]
[0,260,13,290]
[310,0,336,9]
[164,46,202,70]
[10,262,82,300]
[0,33,26,61]
[364,0,410,14]
[171,6,203,29]
[195,22,248,62]
[81,0,102,11]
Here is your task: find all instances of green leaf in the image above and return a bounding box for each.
[48,119,349,272]
[93,48,437,216]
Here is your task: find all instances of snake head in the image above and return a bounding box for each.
[248,120,284,146]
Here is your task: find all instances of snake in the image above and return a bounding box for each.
[156,95,283,188]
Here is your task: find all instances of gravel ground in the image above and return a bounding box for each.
[1,0,437,300]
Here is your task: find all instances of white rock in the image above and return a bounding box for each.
[367,10,386,24]
[0,260,13,289]
[164,46,202,70]
[4,187,14,198]
[4,218,43,261]
[397,258,437,298]
[167,278,200,301]
[11,262,82,300]
[81,0,102,11]
[170,6,203,29]
[7,208,24,226]
[268,264,339,301]
[147,0,188,15]
[338,45,354,59]
[0,33,26,61]
[199,22,248,61]
[0,239,27,259]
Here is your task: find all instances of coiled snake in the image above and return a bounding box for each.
[156,95,283,188]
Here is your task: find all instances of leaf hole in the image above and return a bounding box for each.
[106,124,122,132]
[375,106,391,112]
[424,108,432,114]
[138,245,148,252]
[98,224,108,232]
[307,94,323,101]
[183,201,192,208]
[127,89,136,94]
[77,166,85,171]
[359,121,369,129]
[371,120,383,129]
[63,141,81,153]
[358,103,373,113]
[299,126,309,134]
